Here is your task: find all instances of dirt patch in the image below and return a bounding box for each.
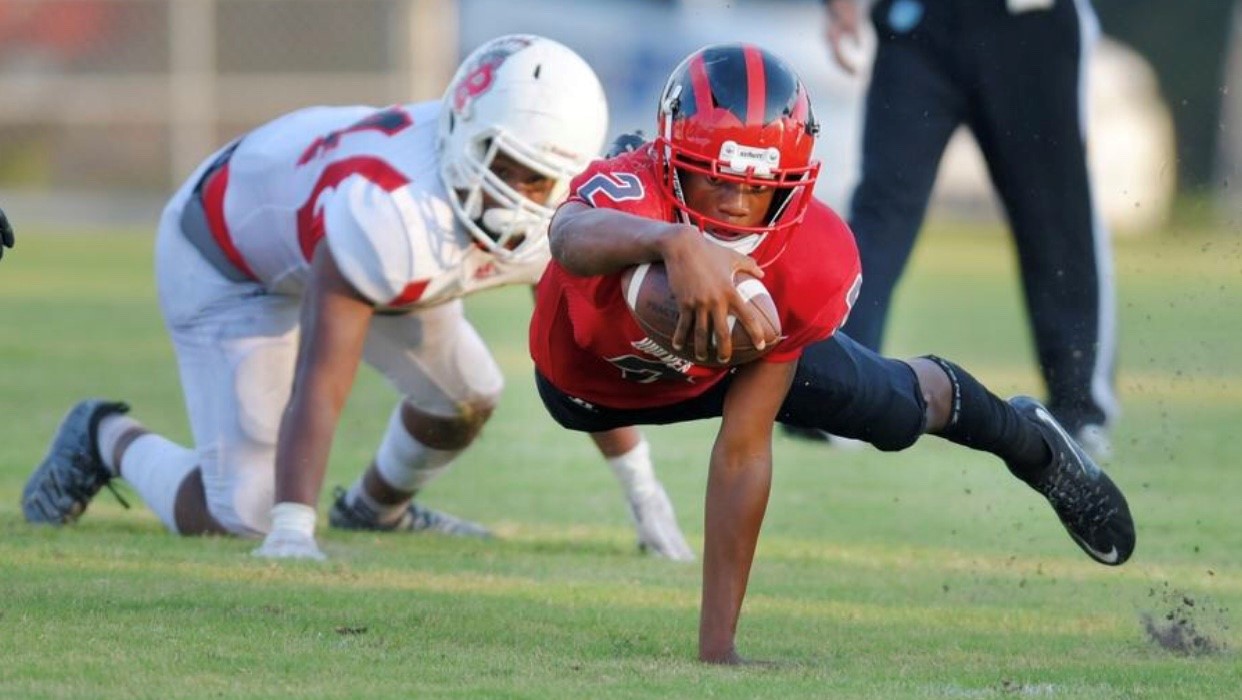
[1139,582,1230,656]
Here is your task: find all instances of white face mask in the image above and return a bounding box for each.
[702,230,764,256]
[479,206,544,247]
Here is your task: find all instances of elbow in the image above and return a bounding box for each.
[548,214,592,276]
[548,217,571,266]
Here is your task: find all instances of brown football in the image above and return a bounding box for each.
[620,262,781,367]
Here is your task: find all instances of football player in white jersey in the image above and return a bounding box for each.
[23,35,694,562]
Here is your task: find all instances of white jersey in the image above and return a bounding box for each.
[213,100,548,309]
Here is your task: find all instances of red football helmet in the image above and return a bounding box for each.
[656,43,820,243]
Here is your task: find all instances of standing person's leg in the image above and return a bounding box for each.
[840,1,964,351]
[967,0,1118,450]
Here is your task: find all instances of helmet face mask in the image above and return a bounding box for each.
[445,134,560,253]
[438,35,608,261]
[656,43,820,244]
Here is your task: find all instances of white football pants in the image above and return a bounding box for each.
[153,184,503,536]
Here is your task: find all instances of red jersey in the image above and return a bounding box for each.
[529,145,861,410]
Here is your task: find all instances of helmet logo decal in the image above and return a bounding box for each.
[452,35,533,118]
[719,141,780,177]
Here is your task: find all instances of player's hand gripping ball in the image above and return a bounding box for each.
[621,262,780,367]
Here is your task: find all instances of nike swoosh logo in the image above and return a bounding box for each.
[1034,406,1097,477]
[1070,532,1120,564]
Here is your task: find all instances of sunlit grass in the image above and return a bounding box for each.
[1,224,1238,698]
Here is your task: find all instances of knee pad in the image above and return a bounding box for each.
[405,396,496,448]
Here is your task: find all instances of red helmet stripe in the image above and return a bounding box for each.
[688,54,714,117]
[743,45,765,125]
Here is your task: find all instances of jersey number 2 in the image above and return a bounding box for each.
[578,172,644,206]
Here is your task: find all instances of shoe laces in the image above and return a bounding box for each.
[67,450,130,510]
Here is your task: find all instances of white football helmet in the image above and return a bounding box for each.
[438,35,608,262]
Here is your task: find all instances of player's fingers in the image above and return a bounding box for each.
[733,299,770,353]
[672,311,692,352]
[732,255,764,280]
[693,306,712,362]
[712,306,734,364]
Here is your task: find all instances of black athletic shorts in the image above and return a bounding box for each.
[535,332,927,451]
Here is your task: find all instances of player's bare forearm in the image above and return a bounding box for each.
[549,202,694,276]
[699,444,770,663]
[275,394,346,506]
[697,361,793,663]
[273,246,373,506]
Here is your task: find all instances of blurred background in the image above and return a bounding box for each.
[0,0,1238,234]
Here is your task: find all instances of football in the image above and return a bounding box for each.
[621,262,780,367]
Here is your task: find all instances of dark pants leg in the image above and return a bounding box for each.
[964,0,1116,429]
[841,4,965,351]
[779,334,928,451]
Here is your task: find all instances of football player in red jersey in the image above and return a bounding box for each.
[531,43,1136,664]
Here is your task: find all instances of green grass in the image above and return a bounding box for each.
[1,222,1239,698]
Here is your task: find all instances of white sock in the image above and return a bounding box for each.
[607,439,659,496]
[117,434,198,533]
[97,414,145,475]
[373,406,461,493]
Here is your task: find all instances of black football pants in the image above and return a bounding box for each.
[535,331,928,452]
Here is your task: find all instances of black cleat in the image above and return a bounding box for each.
[328,487,491,539]
[1009,396,1135,566]
[23,399,131,524]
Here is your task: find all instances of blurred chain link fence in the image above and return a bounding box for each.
[0,0,456,194]
[2,0,1224,231]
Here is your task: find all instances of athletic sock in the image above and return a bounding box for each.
[97,414,146,476]
[606,439,659,497]
[116,434,198,533]
[922,356,1051,480]
[373,405,460,493]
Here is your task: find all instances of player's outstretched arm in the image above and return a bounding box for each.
[0,205,14,261]
[549,201,690,277]
[698,359,796,664]
[255,244,374,560]
[550,202,769,364]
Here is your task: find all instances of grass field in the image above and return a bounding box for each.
[1,221,1239,698]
